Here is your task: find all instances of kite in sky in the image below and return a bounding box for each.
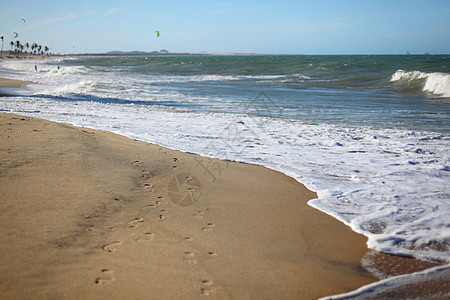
[20,18,25,22]
[155,30,160,38]
[13,32,18,38]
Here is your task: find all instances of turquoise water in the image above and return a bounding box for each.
[61,55,450,132]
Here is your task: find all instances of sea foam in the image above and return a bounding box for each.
[391,70,450,97]
[2,95,449,264]
[1,58,449,265]
[320,264,450,300]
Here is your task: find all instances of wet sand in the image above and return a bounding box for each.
[0,77,35,88]
[0,113,378,299]
[0,77,36,97]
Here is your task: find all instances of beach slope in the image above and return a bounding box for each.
[0,113,376,299]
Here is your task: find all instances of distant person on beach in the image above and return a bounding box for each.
[35,65,37,72]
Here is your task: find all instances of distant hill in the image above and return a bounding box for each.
[107,50,152,55]
[72,50,260,57]
[105,50,195,56]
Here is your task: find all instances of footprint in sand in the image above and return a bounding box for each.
[159,209,168,220]
[202,222,215,232]
[136,232,154,242]
[127,217,144,228]
[82,214,99,219]
[95,269,114,285]
[143,183,155,192]
[142,170,152,179]
[101,241,122,253]
[201,280,214,296]
[142,199,162,209]
[142,203,157,209]
[207,251,217,257]
[183,251,198,264]
[132,161,142,168]
[193,210,205,219]
[173,157,179,169]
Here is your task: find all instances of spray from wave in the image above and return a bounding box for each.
[391,70,450,98]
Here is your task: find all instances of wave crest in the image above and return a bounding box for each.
[391,70,450,98]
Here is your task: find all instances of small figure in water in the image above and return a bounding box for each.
[35,65,37,72]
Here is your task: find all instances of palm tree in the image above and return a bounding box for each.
[25,42,30,56]
[10,41,14,54]
[15,41,21,56]
[0,36,4,56]
[44,46,49,55]
[38,45,42,55]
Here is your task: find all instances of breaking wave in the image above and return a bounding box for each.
[391,70,450,98]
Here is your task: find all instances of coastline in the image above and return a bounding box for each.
[0,112,377,299]
[0,77,35,88]
[0,77,36,97]
[0,62,448,297]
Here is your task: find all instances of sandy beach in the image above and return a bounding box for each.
[0,77,34,87]
[0,111,381,299]
[0,65,447,298]
[0,77,36,97]
[0,77,35,88]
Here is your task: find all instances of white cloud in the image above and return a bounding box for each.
[104,7,125,16]
[84,10,98,17]
[22,13,77,30]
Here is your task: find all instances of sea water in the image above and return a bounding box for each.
[1,55,449,289]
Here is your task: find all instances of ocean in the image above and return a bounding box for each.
[1,55,449,278]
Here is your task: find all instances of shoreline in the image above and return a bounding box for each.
[0,62,448,297]
[0,112,447,299]
[0,77,36,97]
[0,77,36,87]
[0,112,377,298]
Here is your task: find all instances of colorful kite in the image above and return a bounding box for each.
[155,30,160,38]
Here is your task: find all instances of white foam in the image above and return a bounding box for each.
[391,70,450,97]
[1,95,448,263]
[320,264,450,299]
[1,59,449,265]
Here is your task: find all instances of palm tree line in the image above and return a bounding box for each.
[0,37,50,57]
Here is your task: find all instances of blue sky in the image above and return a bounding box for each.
[1,0,449,54]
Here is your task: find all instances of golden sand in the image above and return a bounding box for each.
[0,113,378,299]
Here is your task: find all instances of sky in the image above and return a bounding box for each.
[1,0,449,55]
